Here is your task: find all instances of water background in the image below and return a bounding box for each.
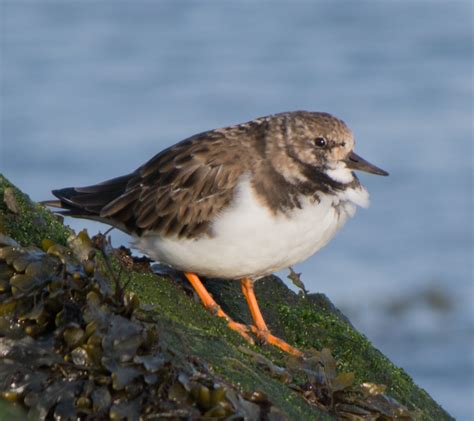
[1,1,473,418]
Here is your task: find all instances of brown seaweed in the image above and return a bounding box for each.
[0,232,281,420]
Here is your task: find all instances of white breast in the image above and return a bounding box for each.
[133,177,369,279]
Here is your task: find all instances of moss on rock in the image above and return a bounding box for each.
[0,173,453,420]
[0,174,72,248]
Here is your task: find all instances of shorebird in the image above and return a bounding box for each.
[46,111,388,356]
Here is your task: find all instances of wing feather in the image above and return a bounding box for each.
[101,133,248,237]
[50,129,251,238]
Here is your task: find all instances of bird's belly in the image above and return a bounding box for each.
[133,180,361,279]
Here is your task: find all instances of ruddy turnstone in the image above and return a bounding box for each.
[46,111,388,356]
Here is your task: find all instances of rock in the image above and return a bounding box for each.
[0,174,453,420]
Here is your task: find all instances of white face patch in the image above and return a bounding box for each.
[325,162,354,184]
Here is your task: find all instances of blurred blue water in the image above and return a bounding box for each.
[1,1,472,418]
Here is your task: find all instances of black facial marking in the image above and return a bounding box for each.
[250,137,358,214]
[252,164,302,212]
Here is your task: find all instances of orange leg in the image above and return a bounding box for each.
[240,278,302,357]
[184,272,254,344]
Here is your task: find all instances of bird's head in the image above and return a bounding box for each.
[268,111,388,184]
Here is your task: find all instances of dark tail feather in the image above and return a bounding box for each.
[46,174,133,218]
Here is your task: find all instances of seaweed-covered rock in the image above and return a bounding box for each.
[0,232,290,420]
[0,174,453,420]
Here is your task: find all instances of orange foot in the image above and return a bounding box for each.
[184,272,302,357]
[242,278,303,357]
[228,321,254,345]
[249,326,302,357]
[184,272,254,344]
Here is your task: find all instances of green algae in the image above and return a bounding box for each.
[0,174,453,420]
[0,398,26,421]
[0,174,72,248]
[249,278,451,420]
[109,261,328,419]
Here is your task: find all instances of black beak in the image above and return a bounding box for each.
[345,151,389,176]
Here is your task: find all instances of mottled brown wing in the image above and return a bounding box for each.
[99,132,247,238]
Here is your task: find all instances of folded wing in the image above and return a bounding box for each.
[49,132,246,239]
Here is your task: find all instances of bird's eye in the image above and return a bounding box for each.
[314,137,327,148]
